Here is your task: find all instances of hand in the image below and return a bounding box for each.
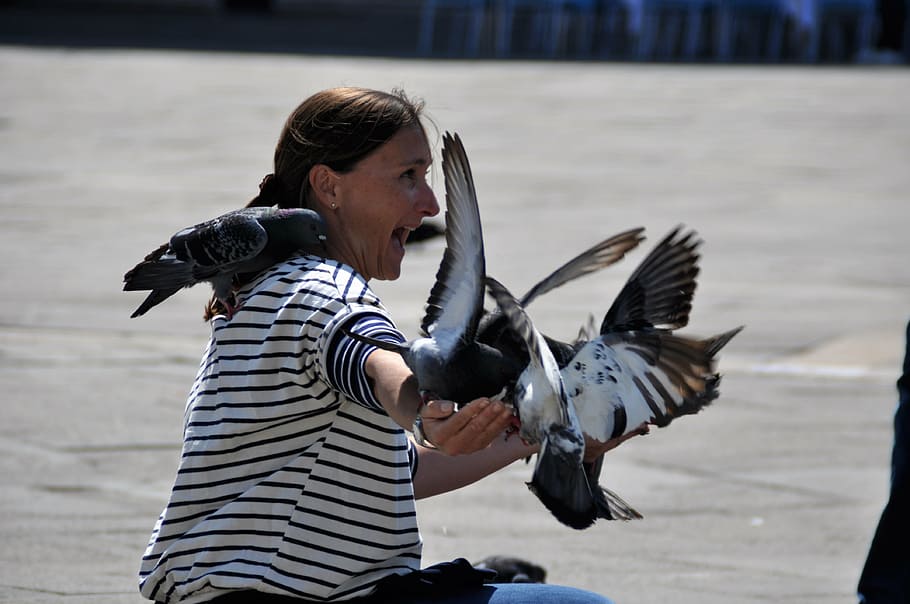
[419,398,515,456]
[583,421,650,463]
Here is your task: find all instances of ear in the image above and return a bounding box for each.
[308,164,340,211]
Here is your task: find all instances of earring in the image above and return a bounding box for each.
[331,202,338,210]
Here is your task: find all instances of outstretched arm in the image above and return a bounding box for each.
[365,348,516,454]
[365,347,647,499]
[365,349,530,496]
[412,418,537,499]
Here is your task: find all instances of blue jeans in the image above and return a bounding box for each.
[857,319,910,603]
[207,584,612,604]
[402,584,613,604]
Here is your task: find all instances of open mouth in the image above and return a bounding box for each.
[393,227,411,249]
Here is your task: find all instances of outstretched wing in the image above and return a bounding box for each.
[566,326,744,442]
[520,227,645,306]
[419,132,486,357]
[601,225,701,333]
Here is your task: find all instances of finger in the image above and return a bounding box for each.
[451,401,514,445]
[473,401,515,438]
[420,399,456,420]
[429,398,492,442]
[434,400,511,453]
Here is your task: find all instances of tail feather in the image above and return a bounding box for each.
[593,485,643,522]
[585,455,643,521]
[123,257,195,292]
[528,438,639,529]
[705,325,745,357]
[130,287,183,318]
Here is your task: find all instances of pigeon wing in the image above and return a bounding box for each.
[565,327,743,442]
[476,229,644,367]
[600,225,701,334]
[519,227,645,307]
[170,208,270,279]
[419,132,486,356]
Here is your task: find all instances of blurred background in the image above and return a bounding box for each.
[1,2,908,603]
[1,0,907,64]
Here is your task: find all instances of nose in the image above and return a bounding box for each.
[416,182,440,218]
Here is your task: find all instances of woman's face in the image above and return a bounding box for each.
[327,125,440,281]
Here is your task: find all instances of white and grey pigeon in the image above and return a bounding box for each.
[486,227,744,529]
[343,132,644,405]
[123,206,327,318]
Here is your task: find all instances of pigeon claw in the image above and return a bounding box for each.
[221,296,243,320]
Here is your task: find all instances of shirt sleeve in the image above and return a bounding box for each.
[321,310,406,411]
[408,439,419,478]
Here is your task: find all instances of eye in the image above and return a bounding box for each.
[401,166,430,185]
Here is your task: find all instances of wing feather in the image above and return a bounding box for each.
[565,328,742,441]
[420,133,486,356]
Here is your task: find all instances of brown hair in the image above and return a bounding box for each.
[205,87,428,319]
[249,87,428,210]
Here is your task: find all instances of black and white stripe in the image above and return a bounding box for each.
[140,255,421,603]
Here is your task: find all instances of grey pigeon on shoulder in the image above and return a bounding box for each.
[123,206,326,318]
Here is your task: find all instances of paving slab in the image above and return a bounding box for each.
[1,44,908,604]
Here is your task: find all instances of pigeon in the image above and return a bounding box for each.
[485,276,642,529]
[123,206,327,318]
[473,556,547,584]
[486,227,744,529]
[342,132,644,405]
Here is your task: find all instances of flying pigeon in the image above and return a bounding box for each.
[123,206,327,318]
[486,227,744,529]
[342,132,644,405]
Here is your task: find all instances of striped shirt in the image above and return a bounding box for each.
[139,255,420,603]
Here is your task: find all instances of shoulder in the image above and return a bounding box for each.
[240,255,381,309]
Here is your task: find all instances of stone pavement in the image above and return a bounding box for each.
[1,43,908,604]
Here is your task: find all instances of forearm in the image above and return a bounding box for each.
[365,348,423,430]
[413,434,538,499]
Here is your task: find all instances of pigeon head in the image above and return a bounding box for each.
[273,208,328,253]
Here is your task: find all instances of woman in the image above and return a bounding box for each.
[139,87,635,604]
